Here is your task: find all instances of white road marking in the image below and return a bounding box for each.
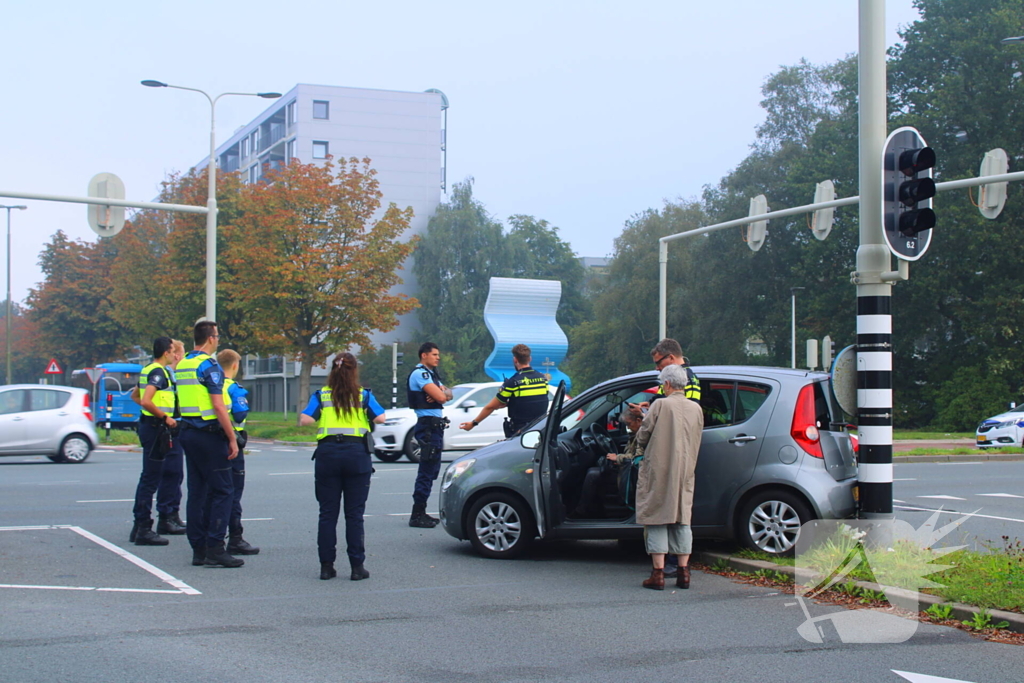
[977,493,1024,498]
[268,471,312,476]
[93,450,115,453]
[240,517,273,521]
[895,505,1024,525]
[371,468,418,473]
[917,495,966,501]
[272,448,299,452]
[67,526,200,595]
[892,669,976,683]
[35,481,82,486]
[0,525,200,596]
[893,499,905,503]
[892,478,916,481]
[77,499,134,503]
[935,462,984,466]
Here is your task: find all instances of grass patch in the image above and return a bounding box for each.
[796,525,1024,614]
[99,429,140,446]
[245,411,316,442]
[897,447,1024,456]
[892,430,974,440]
[733,548,795,566]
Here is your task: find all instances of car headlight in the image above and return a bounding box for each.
[441,458,476,492]
[999,420,1018,428]
[384,416,408,426]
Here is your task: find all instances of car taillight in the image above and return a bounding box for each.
[850,434,859,454]
[82,394,93,422]
[791,384,823,458]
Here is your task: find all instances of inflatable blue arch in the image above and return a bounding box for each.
[483,277,571,391]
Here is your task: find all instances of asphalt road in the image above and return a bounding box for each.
[1,447,1021,683]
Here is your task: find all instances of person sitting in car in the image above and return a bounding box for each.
[573,410,646,518]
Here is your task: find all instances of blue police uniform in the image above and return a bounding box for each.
[177,351,235,558]
[303,388,384,569]
[133,365,185,522]
[407,363,447,525]
[225,379,250,536]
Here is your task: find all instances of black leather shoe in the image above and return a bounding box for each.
[192,549,206,566]
[157,514,187,535]
[134,525,169,546]
[350,565,370,581]
[320,562,337,580]
[204,544,244,568]
[228,535,260,555]
[409,513,438,528]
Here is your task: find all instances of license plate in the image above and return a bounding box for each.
[977,438,988,444]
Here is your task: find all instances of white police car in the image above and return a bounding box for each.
[372,382,560,463]
[975,403,1024,448]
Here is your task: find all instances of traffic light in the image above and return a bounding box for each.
[882,126,936,260]
[396,352,404,366]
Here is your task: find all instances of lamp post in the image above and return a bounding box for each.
[790,287,805,369]
[1000,36,1024,44]
[2,205,27,385]
[141,81,281,321]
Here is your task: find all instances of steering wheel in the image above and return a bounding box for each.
[585,423,616,457]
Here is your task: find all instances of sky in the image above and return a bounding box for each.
[0,0,923,305]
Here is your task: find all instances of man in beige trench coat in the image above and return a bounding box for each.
[635,364,704,590]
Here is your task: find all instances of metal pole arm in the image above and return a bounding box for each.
[0,190,208,214]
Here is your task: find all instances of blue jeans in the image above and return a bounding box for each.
[133,421,184,522]
[180,427,234,550]
[314,440,372,565]
[412,418,444,506]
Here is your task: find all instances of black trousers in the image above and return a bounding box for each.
[180,427,234,550]
[313,440,372,566]
[230,452,245,531]
[132,421,184,522]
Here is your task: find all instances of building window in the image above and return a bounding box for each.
[249,164,260,184]
[313,100,329,120]
[312,141,329,159]
[287,101,297,125]
[251,129,260,154]
[286,139,296,162]
[242,137,249,158]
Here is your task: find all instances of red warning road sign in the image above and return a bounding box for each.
[44,358,63,375]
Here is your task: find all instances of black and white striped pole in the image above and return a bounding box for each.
[854,0,894,519]
[391,342,398,410]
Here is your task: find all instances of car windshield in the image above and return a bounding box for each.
[444,385,476,406]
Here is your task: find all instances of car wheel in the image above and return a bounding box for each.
[375,449,403,463]
[403,430,421,463]
[56,434,93,464]
[738,489,812,556]
[467,492,536,559]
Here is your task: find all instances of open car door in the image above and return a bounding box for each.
[531,380,566,539]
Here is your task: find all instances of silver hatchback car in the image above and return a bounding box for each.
[439,366,858,558]
[0,384,99,463]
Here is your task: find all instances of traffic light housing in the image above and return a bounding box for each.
[396,352,404,366]
[882,126,936,260]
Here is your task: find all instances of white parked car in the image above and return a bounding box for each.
[372,382,559,462]
[975,403,1024,448]
[0,384,99,463]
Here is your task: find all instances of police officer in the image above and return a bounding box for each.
[628,339,701,418]
[299,352,385,580]
[129,336,185,546]
[217,349,259,556]
[407,342,452,528]
[459,343,549,437]
[176,320,242,568]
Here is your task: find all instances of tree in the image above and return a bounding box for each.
[0,300,46,383]
[507,214,590,327]
[221,157,418,412]
[26,231,129,371]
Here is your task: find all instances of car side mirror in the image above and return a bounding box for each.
[462,400,476,412]
[520,430,541,449]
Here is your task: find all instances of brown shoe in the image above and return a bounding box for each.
[642,568,665,590]
[677,565,691,589]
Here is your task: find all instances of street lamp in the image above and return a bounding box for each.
[1000,36,1024,44]
[1,204,27,385]
[141,80,281,321]
[790,287,805,369]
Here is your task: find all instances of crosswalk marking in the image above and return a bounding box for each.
[977,493,1023,498]
[917,495,966,501]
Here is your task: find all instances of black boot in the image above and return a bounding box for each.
[320,562,337,580]
[350,564,370,581]
[409,503,438,528]
[133,521,169,546]
[204,543,244,568]
[129,521,139,543]
[157,513,187,535]
[227,526,260,555]
[192,548,206,566]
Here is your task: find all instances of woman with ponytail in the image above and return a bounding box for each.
[300,352,385,581]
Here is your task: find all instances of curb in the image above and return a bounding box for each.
[695,550,1024,634]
